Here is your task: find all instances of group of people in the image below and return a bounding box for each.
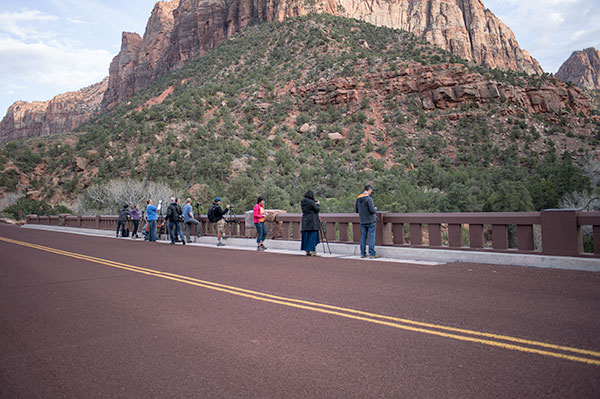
[115,195,269,250]
[116,204,141,238]
[145,197,204,245]
[115,185,380,258]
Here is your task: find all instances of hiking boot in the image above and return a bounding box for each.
[181,239,186,245]
[369,254,381,259]
[310,251,320,257]
[360,254,367,258]
[217,242,225,247]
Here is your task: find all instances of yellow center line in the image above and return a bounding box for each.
[2,236,599,366]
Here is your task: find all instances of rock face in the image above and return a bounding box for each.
[104,0,542,110]
[1,0,543,141]
[0,78,108,143]
[292,63,589,115]
[556,48,600,91]
[102,0,180,109]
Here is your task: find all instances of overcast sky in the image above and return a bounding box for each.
[1,0,599,117]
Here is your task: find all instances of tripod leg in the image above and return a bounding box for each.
[319,222,332,255]
[321,222,332,254]
[318,224,325,254]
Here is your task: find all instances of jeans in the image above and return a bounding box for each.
[255,222,267,244]
[169,220,185,243]
[185,218,201,241]
[131,220,139,237]
[148,220,157,242]
[360,222,377,256]
[116,221,126,237]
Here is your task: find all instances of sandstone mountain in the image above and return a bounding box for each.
[0,79,108,143]
[1,0,542,142]
[0,15,595,214]
[103,0,542,109]
[556,47,600,91]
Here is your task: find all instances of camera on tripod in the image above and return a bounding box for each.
[225,205,236,223]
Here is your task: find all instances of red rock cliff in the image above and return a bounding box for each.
[0,78,108,143]
[556,47,600,91]
[1,0,543,141]
[103,0,543,110]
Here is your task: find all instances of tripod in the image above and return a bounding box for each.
[190,203,203,240]
[318,220,332,254]
[140,211,149,240]
[158,203,169,241]
[223,206,238,238]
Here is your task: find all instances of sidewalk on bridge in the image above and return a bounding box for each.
[20,224,600,272]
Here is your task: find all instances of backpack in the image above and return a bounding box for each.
[207,204,219,222]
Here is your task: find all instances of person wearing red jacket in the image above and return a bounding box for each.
[253,196,267,251]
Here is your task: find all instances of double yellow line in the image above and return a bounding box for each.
[2,235,600,366]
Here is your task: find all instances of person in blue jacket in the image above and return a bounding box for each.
[355,185,380,259]
[146,199,162,242]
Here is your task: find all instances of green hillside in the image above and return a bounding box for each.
[1,14,598,215]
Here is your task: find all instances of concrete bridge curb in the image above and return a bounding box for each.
[20,224,600,272]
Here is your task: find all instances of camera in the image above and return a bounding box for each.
[229,205,235,209]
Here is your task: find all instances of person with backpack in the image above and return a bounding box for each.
[116,204,130,237]
[166,197,186,245]
[208,197,230,246]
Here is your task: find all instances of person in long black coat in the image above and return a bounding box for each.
[300,190,321,256]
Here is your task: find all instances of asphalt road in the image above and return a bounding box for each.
[1,224,599,398]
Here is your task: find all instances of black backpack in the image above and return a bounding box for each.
[207,204,219,222]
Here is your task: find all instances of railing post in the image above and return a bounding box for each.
[393,223,406,245]
[352,223,361,243]
[541,209,582,256]
[469,224,484,248]
[594,226,600,256]
[326,222,336,242]
[409,223,422,245]
[292,222,301,240]
[428,224,442,247]
[239,220,246,237]
[339,222,349,242]
[382,219,393,245]
[95,215,100,229]
[517,225,534,251]
[376,212,388,246]
[492,225,508,250]
[448,224,462,248]
[281,222,290,240]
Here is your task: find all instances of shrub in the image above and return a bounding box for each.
[3,197,73,220]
